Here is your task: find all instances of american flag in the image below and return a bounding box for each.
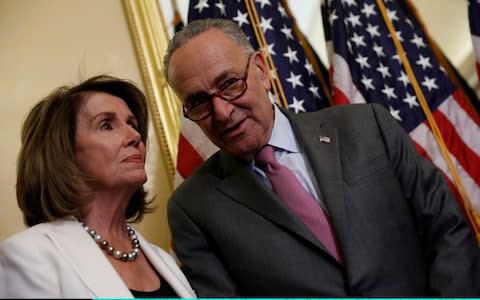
[469,0,480,82]
[174,0,332,185]
[323,0,480,239]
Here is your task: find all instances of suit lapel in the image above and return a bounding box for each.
[46,217,132,298]
[288,112,347,253]
[217,153,328,252]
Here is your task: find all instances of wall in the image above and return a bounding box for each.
[0,0,172,248]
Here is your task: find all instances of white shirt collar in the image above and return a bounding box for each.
[268,105,299,153]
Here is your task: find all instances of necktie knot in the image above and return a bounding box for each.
[254,144,342,263]
[255,145,276,166]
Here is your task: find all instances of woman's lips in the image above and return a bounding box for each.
[123,154,143,163]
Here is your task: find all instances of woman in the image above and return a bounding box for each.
[0,75,196,298]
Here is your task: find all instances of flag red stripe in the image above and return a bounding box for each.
[477,63,480,84]
[176,133,205,179]
[410,122,479,214]
[429,110,480,186]
[414,142,428,158]
[452,90,480,127]
[332,86,351,105]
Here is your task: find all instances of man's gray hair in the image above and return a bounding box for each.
[163,18,255,85]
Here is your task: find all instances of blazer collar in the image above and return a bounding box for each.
[45,217,195,298]
[45,216,132,298]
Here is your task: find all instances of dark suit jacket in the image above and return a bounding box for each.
[168,103,480,297]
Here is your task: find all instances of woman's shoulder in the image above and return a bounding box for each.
[0,217,77,252]
[0,222,57,270]
[1,222,50,247]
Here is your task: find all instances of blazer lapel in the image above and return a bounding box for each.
[46,217,132,298]
[136,232,195,298]
[288,112,347,253]
[217,153,328,252]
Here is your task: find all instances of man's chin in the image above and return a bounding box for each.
[222,143,259,161]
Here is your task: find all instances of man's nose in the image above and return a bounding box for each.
[211,96,234,122]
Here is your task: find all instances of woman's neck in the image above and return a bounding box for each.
[80,189,133,238]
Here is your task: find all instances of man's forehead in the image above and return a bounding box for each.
[170,38,240,77]
[182,28,241,56]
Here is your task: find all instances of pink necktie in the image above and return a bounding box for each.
[256,145,342,262]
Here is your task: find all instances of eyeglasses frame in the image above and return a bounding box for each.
[182,52,255,121]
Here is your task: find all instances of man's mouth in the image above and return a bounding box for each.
[221,118,247,139]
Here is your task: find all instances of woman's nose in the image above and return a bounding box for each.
[125,125,142,147]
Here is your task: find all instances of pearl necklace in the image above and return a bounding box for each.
[81,222,140,262]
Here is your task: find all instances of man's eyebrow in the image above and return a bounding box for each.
[211,69,233,87]
[185,70,235,100]
[184,66,245,103]
[184,91,210,104]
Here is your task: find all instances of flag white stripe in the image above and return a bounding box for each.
[410,123,480,213]
[472,35,480,61]
[334,55,479,214]
[438,96,480,157]
[333,54,366,104]
[180,116,219,159]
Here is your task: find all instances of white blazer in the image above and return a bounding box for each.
[0,216,196,298]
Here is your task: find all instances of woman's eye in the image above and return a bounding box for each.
[100,122,113,130]
[129,123,139,131]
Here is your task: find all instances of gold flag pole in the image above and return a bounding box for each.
[377,0,480,242]
[122,0,181,187]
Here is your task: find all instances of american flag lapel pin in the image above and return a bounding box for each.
[319,135,331,143]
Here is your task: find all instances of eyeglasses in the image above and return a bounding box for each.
[183,53,254,121]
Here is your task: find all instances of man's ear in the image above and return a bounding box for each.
[253,51,271,91]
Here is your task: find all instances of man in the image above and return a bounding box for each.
[163,18,480,296]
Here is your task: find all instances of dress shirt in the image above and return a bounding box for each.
[253,105,325,210]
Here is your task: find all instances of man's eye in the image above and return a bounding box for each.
[221,77,239,90]
[187,96,208,108]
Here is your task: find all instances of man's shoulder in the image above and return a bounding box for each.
[286,103,386,126]
[297,102,384,117]
[171,151,225,195]
[171,149,253,199]
[188,150,223,177]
